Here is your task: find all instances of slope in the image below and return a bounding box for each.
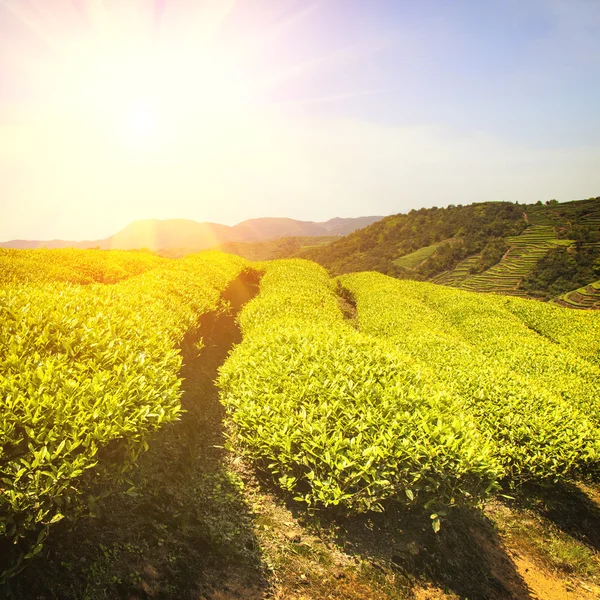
[436,225,566,296]
[0,216,383,252]
[302,197,600,303]
[557,280,600,309]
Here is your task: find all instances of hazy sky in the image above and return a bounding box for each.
[1,0,599,241]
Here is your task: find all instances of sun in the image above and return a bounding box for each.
[0,0,359,220]
[38,13,258,154]
[127,105,160,140]
[2,0,351,161]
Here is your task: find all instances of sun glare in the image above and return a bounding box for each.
[26,4,261,154]
[127,104,160,140]
[1,0,361,232]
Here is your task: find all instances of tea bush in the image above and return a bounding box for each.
[340,272,600,482]
[0,251,249,579]
[0,248,168,285]
[219,260,500,519]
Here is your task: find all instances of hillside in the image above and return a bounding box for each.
[0,216,383,252]
[207,236,336,261]
[301,197,600,302]
[3,251,600,599]
[558,280,600,309]
[434,225,565,295]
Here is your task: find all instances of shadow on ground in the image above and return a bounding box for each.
[243,455,537,600]
[295,502,532,600]
[6,271,267,600]
[511,479,600,554]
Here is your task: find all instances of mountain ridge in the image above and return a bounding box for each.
[0,215,384,251]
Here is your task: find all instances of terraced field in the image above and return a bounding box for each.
[460,225,560,295]
[432,255,481,285]
[528,197,600,226]
[581,208,600,228]
[393,239,455,270]
[557,280,600,309]
[431,200,600,299]
[435,225,568,296]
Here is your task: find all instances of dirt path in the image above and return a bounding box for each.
[511,553,600,600]
[6,272,267,600]
[6,270,600,600]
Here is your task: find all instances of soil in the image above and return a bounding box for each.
[4,269,600,600]
[511,553,600,600]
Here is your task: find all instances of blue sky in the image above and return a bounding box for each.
[0,0,599,240]
[266,0,600,144]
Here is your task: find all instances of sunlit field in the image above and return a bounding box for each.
[1,249,599,599]
[2,1,600,598]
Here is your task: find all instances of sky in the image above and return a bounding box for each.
[0,0,599,241]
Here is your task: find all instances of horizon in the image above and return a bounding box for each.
[1,213,391,243]
[5,197,598,244]
[1,0,600,241]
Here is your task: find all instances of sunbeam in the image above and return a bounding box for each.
[2,0,598,243]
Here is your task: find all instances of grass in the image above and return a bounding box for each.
[393,240,454,270]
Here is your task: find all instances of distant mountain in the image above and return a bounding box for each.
[320,216,386,236]
[106,219,233,250]
[230,216,384,240]
[0,239,96,250]
[230,218,326,241]
[300,197,600,303]
[200,236,337,262]
[0,216,383,251]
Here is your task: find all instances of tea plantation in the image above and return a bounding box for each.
[2,249,600,598]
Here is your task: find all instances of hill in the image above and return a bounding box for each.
[558,280,600,309]
[0,216,383,252]
[301,197,600,302]
[4,251,600,599]
[208,236,336,261]
[157,236,337,260]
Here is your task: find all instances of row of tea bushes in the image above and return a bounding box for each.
[0,248,168,285]
[490,294,600,367]
[0,251,249,579]
[219,260,500,521]
[340,272,600,482]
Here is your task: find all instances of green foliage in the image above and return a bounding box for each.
[0,248,168,285]
[437,225,560,295]
[470,237,510,274]
[0,251,249,580]
[558,279,600,309]
[219,260,500,516]
[302,197,600,302]
[522,244,600,298]
[340,272,600,482]
[494,294,600,365]
[300,202,527,278]
[393,241,453,270]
